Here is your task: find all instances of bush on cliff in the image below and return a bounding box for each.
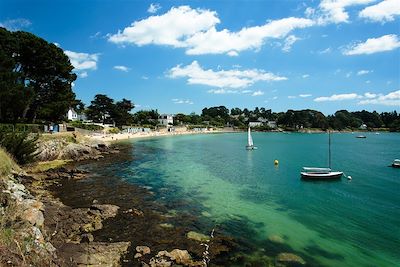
[0,132,38,165]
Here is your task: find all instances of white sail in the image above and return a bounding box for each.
[247,127,254,147]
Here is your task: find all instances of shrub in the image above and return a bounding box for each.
[0,132,39,165]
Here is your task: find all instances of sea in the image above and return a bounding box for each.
[108,132,400,266]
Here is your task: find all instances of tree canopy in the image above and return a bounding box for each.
[0,27,77,123]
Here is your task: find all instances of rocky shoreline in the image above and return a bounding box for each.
[1,133,309,266]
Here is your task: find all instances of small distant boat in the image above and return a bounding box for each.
[301,131,343,180]
[356,135,366,138]
[245,127,257,150]
[392,159,400,168]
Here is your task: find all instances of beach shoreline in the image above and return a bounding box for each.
[86,127,236,142]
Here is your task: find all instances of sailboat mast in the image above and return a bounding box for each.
[328,130,331,169]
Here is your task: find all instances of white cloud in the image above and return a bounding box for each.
[364,92,377,98]
[318,47,332,54]
[366,80,371,83]
[207,89,239,94]
[79,71,88,78]
[65,50,99,70]
[346,72,352,78]
[172,98,193,104]
[108,6,314,56]
[109,6,219,48]
[252,90,264,96]
[272,96,278,100]
[282,35,300,52]
[288,95,297,99]
[302,74,310,78]
[343,34,400,55]
[0,18,31,31]
[359,0,400,22]
[309,0,376,24]
[142,76,149,80]
[168,61,287,90]
[113,65,130,72]
[53,42,60,47]
[148,3,161,13]
[357,69,372,75]
[299,94,312,97]
[314,93,362,102]
[358,90,400,106]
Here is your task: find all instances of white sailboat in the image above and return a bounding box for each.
[301,131,343,179]
[246,127,257,150]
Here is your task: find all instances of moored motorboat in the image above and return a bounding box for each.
[392,159,400,168]
[356,135,366,138]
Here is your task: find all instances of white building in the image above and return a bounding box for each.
[249,121,263,127]
[359,123,367,130]
[66,108,87,121]
[158,114,174,126]
[267,121,277,129]
[67,108,78,121]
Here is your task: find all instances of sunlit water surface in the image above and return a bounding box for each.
[114,132,400,266]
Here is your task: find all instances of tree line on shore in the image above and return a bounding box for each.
[1,27,398,132]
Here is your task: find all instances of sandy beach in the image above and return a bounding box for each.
[86,127,233,142]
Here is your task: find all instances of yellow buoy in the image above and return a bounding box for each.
[274,160,279,165]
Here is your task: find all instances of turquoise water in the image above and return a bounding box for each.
[117,132,400,266]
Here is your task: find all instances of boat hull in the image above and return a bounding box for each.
[392,164,400,168]
[301,171,343,180]
[246,145,257,150]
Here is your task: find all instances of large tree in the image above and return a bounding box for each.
[0,27,77,123]
[86,94,115,124]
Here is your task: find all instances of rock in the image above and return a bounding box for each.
[276,252,306,265]
[169,249,192,265]
[21,205,44,226]
[123,208,144,216]
[75,241,131,266]
[268,234,285,244]
[187,231,209,242]
[136,245,151,255]
[90,204,120,219]
[81,233,94,243]
[134,253,143,259]
[159,223,174,229]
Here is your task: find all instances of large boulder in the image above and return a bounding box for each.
[74,241,131,266]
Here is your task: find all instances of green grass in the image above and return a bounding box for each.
[0,148,20,177]
[27,159,72,173]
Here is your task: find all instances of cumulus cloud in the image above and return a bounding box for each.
[148,3,161,13]
[252,90,264,96]
[108,6,314,55]
[364,92,377,98]
[359,0,400,22]
[307,0,376,24]
[343,34,400,55]
[168,61,287,90]
[0,18,31,31]
[358,90,400,106]
[357,69,372,75]
[65,50,99,70]
[172,98,193,104]
[113,65,130,72]
[314,93,362,102]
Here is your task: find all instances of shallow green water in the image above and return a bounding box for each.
[117,132,400,266]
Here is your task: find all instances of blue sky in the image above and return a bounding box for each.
[1,0,399,115]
